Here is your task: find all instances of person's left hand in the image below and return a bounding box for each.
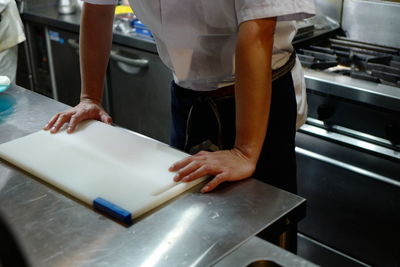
[169,148,256,193]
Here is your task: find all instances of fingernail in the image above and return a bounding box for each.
[201,186,210,193]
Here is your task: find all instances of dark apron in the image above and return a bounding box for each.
[170,51,298,194]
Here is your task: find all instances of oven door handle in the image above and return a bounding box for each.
[295,147,400,188]
[300,120,400,160]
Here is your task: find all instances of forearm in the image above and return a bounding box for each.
[79,2,115,103]
[234,18,276,163]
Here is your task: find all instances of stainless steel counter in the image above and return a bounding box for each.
[0,85,306,266]
[22,5,158,53]
[214,237,318,267]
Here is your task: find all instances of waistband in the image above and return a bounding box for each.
[201,51,297,99]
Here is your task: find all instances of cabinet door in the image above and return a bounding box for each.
[25,22,52,97]
[47,27,109,110]
[108,44,173,144]
[47,28,81,106]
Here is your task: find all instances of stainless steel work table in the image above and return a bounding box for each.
[0,85,306,267]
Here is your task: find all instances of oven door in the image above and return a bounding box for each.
[295,122,400,267]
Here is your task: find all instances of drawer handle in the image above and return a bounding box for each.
[110,50,149,68]
[67,38,79,50]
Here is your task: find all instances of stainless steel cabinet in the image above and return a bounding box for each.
[24,22,52,97]
[46,27,110,111]
[46,27,81,106]
[108,44,173,144]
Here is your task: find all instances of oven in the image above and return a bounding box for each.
[296,78,400,267]
[293,2,400,266]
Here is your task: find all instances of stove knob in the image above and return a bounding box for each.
[317,104,335,121]
[385,123,400,146]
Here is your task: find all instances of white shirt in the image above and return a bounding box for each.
[83,0,316,128]
[0,0,25,52]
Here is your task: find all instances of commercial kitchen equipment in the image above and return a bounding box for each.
[0,85,308,266]
[294,0,400,266]
[15,0,400,265]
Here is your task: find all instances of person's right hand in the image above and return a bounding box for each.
[43,98,112,134]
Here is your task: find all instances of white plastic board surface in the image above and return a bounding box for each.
[0,121,207,221]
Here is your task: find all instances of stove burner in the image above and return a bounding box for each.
[350,71,379,83]
[297,36,400,87]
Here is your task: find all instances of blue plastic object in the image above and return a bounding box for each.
[133,20,153,37]
[0,84,10,93]
[133,20,146,28]
[93,197,132,224]
[135,28,153,37]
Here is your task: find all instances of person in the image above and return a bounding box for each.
[0,0,25,84]
[44,0,315,196]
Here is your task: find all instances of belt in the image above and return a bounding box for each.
[202,51,297,99]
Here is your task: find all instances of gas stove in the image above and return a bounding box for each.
[294,24,400,267]
[293,31,400,153]
[293,2,400,267]
[297,36,400,88]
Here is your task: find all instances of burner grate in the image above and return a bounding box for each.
[350,71,379,83]
[297,36,400,87]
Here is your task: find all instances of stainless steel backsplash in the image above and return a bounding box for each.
[342,0,400,48]
[314,0,343,23]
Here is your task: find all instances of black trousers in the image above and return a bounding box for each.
[170,70,298,194]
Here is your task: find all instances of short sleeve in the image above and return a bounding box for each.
[235,0,316,24]
[82,0,118,5]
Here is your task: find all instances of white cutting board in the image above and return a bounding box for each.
[0,120,206,222]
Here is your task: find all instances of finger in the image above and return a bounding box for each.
[180,165,211,183]
[201,174,226,193]
[173,161,201,182]
[67,114,84,133]
[43,114,60,130]
[169,156,195,172]
[50,114,71,133]
[100,112,112,124]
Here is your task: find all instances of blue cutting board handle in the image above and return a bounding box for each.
[93,197,132,225]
